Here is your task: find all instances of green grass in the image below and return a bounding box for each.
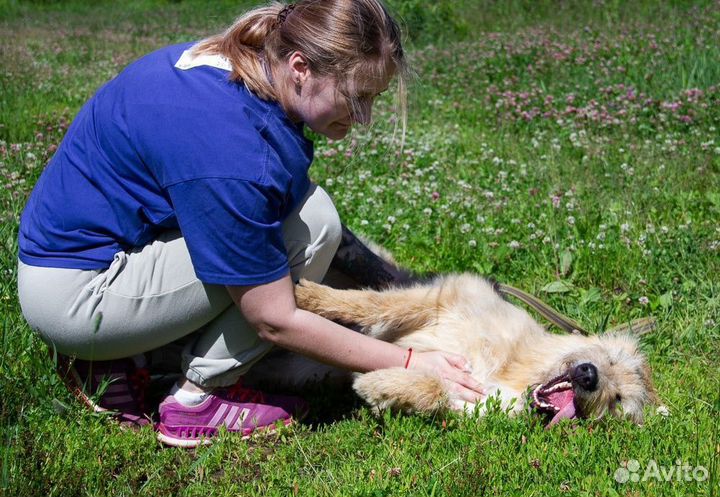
[2,1,719,495]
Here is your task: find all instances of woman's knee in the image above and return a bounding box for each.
[307,185,341,241]
[283,185,342,281]
[285,185,341,249]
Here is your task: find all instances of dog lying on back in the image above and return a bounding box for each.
[291,274,657,425]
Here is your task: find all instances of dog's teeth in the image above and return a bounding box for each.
[545,381,572,393]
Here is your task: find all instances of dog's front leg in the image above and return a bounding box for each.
[294,280,440,337]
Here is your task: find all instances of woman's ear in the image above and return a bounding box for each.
[287,51,311,89]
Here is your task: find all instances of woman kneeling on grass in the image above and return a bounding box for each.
[17,0,483,447]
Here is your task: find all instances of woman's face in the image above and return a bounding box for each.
[282,54,392,140]
[299,73,390,140]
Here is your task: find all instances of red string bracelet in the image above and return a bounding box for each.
[404,347,413,369]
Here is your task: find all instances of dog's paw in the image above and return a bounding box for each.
[353,368,448,414]
[294,279,330,312]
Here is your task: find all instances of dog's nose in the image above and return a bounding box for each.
[572,363,598,392]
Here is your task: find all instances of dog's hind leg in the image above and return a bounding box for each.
[353,368,449,414]
[294,279,444,338]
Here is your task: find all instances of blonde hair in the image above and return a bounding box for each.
[194,0,407,137]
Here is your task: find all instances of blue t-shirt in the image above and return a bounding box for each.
[18,42,314,286]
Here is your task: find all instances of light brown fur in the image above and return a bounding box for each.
[294,274,657,423]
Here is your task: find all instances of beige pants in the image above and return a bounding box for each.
[18,185,341,387]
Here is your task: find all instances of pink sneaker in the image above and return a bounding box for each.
[157,383,309,448]
[55,354,152,428]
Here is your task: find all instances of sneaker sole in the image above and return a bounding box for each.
[156,418,295,448]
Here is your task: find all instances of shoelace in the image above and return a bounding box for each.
[128,367,151,412]
[226,381,266,404]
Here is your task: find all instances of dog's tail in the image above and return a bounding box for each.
[353,368,448,414]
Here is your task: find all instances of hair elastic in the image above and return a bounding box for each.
[276,3,296,28]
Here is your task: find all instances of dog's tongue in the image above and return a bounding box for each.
[547,389,576,426]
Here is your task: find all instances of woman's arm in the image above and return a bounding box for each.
[227,275,484,402]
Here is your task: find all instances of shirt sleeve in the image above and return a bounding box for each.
[166,178,290,286]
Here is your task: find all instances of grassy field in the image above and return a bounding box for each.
[1,0,719,495]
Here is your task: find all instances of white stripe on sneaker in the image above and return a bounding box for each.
[207,403,229,427]
[231,408,251,431]
[224,406,240,428]
[105,383,128,393]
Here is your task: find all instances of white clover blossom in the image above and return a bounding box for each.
[656,405,670,417]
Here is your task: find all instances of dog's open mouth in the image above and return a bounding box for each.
[530,373,577,425]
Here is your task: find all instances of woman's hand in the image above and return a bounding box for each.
[408,350,485,406]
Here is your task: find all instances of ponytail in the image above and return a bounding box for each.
[194,3,284,101]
